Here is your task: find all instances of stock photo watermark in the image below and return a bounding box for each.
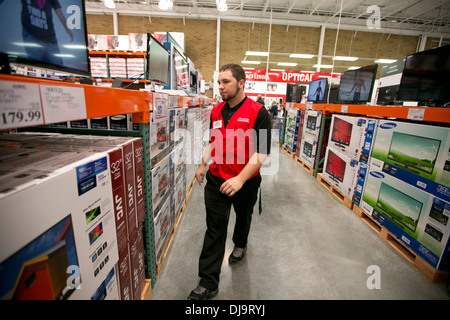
[367,5,381,30]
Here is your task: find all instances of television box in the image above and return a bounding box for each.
[284,130,298,153]
[328,115,373,161]
[0,152,120,300]
[295,109,306,157]
[322,147,360,199]
[151,155,171,219]
[150,93,169,167]
[128,33,147,52]
[299,110,323,168]
[352,119,379,206]
[109,114,133,131]
[371,120,450,199]
[91,267,120,300]
[129,226,146,300]
[285,107,301,134]
[154,194,172,263]
[360,164,450,271]
[107,35,130,51]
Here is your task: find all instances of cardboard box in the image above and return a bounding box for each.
[361,163,450,271]
[371,120,450,199]
[0,152,120,300]
[322,147,360,199]
[299,110,323,168]
[149,94,169,167]
[154,194,172,263]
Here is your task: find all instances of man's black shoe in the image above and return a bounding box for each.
[228,246,246,265]
[187,285,218,300]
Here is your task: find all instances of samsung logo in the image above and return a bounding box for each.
[379,122,397,129]
[369,171,385,179]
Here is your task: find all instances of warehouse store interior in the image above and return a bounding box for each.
[0,0,449,302]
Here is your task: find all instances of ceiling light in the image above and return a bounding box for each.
[158,0,173,10]
[217,0,228,12]
[104,0,115,9]
[333,56,359,61]
[348,66,360,70]
[313,64,333,68]
[289,54,314,59]
[374,59,397,64]
[241,60,261,64]
[277,62,297,66]
[246,51,269,56]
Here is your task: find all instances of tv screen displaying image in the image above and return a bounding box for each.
[147,34,170,85]
[387,132,441,175]
[173,47,188,90]
[331,117,353,147]
[325,149,346,183]
[306,115,317,130]
[337,64,378,103]
[308,78,328,102]
[0,215,80,300]
[376,182,423,232]
[0,0,90,76]
[286,84,306,103]
[397,45,450,106]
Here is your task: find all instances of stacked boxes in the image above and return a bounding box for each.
[283,107,301,153]
[299,110,323,168]
[322,115,378,200]
[360,120,450,271]
[0,133,146,300]
[295,109,306,158]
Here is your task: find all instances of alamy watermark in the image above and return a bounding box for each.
[367,5,381,30]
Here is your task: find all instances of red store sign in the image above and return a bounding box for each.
[244,68,340,83]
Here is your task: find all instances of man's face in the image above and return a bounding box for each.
[218,70,243,101]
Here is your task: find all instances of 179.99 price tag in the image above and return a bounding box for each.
[0,80,43,130]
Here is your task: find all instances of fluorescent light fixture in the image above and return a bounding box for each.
[348,66,360,70]
[246,51,269,56]
[63,44,88,50]
[289,53,314,59]
[12,42,42,48]
[333,56,358,61]
[270,69,286,71]
[374,59,397,64]
[158,0,173,10]
[313,64,333,68]
[217,0,228,12]
[241,60,261,64]
[277,62,297,66]
[104,0,115,9]
[54,54,75,58]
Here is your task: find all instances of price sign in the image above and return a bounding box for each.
[0,80,43,129]
[40,85,87,124]
[407,108,425,121]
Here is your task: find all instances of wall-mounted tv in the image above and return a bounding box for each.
[0,0,90,76]
[308,78,328,102]
[325,149,346,183]
[147,33,170,85]
[397,44,450,107]
[337,64,378,104]
[387,132,441,175]
[330,117,353,147]
[376,182,423,232]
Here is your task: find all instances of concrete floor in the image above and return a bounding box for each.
[151,142,449,300]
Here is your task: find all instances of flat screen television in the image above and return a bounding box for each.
[376,59,405,106]
[147,33,170,85]
[325,149,346,183]
[308,78,328,102]
[337,64,378,104]
[376,182,423,232]
[387,132,441,175]
[397,44,450,107]
[330,117,353,147]
[173,47,188,90]
[0,0,90,76]
[286,84,306,103]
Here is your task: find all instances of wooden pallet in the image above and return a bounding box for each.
[282,145,296,159]
[295,156,314,176]
[316,173,353,209]
[353,205,449,283]
[156,177,196,277]
[140,279,152,300]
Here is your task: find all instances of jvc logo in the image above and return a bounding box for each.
[115,194,124,221]
[136,175,143,197]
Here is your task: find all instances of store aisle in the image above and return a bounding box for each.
[151,142,449,300]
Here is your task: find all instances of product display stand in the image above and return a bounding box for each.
[0,73,206,294]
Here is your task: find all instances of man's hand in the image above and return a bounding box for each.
[220,176,245,197]
[195,164,206,185]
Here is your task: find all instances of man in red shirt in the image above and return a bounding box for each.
[188,64,271,300]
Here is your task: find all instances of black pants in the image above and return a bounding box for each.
[198,170,262,290]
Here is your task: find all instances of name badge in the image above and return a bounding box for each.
[213,120,223,129]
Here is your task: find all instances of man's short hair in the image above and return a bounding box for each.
[220,64,246,83]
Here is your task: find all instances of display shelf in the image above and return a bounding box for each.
[89,51,147,57]
[283,103,450,123]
